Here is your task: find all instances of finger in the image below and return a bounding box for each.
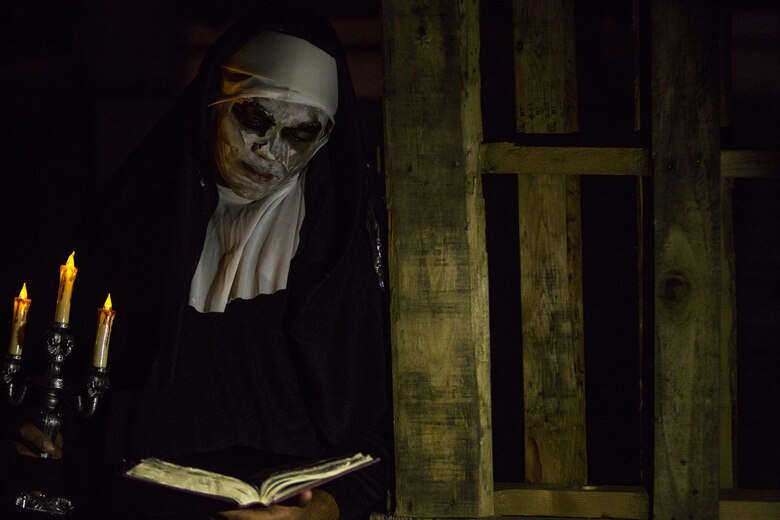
[277,489,313,508]
[49,433,63,458]
[18,423,47,449]
[14,441,39,458]
[297,490,313,506]
[18,423,62,458]
[218,509,272,519]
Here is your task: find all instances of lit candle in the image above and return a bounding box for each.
[8,284,31,356]
[54,252,78,325]
[92,294,116,368]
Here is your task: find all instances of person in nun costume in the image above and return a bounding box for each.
[12,4,391,519]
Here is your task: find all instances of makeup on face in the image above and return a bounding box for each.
[213,97,331,200]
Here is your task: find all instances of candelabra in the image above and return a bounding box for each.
[2,321,109,516]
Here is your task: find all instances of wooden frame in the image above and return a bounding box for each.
[382,0,780,518]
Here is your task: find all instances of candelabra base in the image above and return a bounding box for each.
[2,321,109,518]
[13,492,74,518]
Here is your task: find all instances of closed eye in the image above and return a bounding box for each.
[283,122,323,143]
[232,101,274,133]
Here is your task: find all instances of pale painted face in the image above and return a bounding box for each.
[213,97,331,200]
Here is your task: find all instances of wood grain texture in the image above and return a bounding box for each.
[481,145,780,179]
[513,0,578,133]
[519,173,587,484]
[720,178,737,488]
[382,0,493,516]
[480,143,651,176]
[720,150,780,178]
[652,1,721,518]
[494,483,648,519]
[719,489,780,520]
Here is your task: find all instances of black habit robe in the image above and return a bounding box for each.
[63,6,391,519]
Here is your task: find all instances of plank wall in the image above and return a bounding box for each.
[382,0,780,518]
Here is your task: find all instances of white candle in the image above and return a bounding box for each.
[92,294,116,368]
[54,252,78,324]
[8,283,31,356]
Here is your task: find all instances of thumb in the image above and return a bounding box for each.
[297,489,314,506]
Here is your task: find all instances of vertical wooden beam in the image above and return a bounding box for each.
[383,0,493,517]
[718,3,736,486]
[519,173,587,484]
[718,0,732,128]
[632,0,642,132]
[513,0,578,133]
[720,178,738,488]
[652,1,721,518]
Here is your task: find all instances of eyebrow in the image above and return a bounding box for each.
[292,121,322,131]
[252,102,276,124]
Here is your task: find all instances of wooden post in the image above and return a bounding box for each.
[514,0,586,486]
[652,1,721,518]
[383,0,493,517]
[519,173,587,484]
[513,0,578,133]
[720,178,738,488]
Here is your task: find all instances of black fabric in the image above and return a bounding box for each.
[65,5,390,519]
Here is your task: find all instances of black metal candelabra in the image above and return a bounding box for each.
[2,321,109,516]
[3,321,109,446]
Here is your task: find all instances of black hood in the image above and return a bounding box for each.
[73,5,372,389]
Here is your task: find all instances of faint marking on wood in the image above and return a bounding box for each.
[494,483,648,518]
[383,0,493,517]
[652,1,721,518]
[513,0,578,133]
[519,173,586,485]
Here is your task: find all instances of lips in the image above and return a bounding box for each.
[242,162,276,183]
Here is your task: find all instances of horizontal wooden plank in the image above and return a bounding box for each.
[720,489,780,520]
[480,143,651,176]
[480,143,780,179]
[373,490,780,520]
[721,150,780,178]
[494,483,648,519]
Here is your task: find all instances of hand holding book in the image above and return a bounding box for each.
[218,488,339,520]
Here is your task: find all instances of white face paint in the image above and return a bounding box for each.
[213,97,331,200]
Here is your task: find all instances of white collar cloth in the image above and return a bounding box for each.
[188,177,305,313]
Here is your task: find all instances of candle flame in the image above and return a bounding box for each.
[19,283,28,299]
[103,294,113,310]
[66,251,76,268]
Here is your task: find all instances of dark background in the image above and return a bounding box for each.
[1,0,778,492]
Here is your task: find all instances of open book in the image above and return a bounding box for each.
[124,453,377,508]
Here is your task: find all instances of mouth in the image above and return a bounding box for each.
[242,162,276,183]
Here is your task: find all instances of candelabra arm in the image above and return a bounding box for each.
[2,355,28,407]
[74,368,109,418]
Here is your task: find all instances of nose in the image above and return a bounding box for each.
[252,140,276,161]
[252,130,285,162]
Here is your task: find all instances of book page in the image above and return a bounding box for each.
[126,457,262,507]
[259,453,375,504]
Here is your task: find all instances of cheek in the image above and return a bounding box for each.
[214,127,247,179]
[240,127,267,150]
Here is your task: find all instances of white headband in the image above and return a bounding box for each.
[213,32,338,122]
